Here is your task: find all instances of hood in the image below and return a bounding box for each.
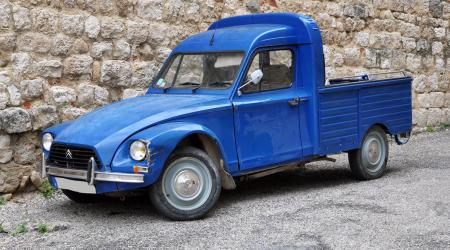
[50,94,230,165]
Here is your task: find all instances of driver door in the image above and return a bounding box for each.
[232,48,303,171]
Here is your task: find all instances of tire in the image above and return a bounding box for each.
[149,147,221,221]
[348,126,389,180]
[62,189,103,203]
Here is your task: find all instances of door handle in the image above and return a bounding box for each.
[288,97,301,106]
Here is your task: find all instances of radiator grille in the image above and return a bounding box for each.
[47,144,102,170]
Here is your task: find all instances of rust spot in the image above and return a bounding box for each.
[268,0,278,8]
[23,101,32,109]
[48,78,61,85]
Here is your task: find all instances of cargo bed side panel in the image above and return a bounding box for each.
[317,78,412,155]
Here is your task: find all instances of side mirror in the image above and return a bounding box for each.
[238,69,263,96]
[248,69,263,85]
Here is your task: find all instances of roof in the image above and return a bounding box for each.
[172,13,320,54]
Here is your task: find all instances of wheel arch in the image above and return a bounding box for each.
[174,132,236,190]
[358,123,391,148]
[371,123,391,135]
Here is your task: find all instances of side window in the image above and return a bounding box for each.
[241,49,293,93]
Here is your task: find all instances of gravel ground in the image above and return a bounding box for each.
[1,131,450,249]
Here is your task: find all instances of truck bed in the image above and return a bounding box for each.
[317,76,412,155]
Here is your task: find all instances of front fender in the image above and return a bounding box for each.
[111,122,228,191]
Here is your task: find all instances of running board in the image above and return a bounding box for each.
[239,156,336,181]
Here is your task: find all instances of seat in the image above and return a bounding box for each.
[260,64,292,91]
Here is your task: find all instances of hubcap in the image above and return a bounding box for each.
[162,157,212,211]
[367,139,381,164]
[362,132,386,173]
[173,170,201,199]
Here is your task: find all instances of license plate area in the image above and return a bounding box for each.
[55,177,96,194]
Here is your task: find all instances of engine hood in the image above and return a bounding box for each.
[48,94,230,165]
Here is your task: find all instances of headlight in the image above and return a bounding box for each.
[42,133,53,151]
[130,140,147,161]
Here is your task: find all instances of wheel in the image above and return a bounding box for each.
[62,189,103,203]
[348,126,389,180]
[149,147,221,220]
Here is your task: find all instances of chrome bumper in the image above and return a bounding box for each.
[42,152,144,184]
[46,167,144,184]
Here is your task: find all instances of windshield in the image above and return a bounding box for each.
[154,52,244,90]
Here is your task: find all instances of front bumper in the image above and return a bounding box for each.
[46,166,144,183]
[42,153,144,184]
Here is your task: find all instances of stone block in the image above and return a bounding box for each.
[63,55,93,76]
[61,14,85,36]
[100,17,124,39]
[413,108,428,127]
[0,134,10,149]
[85,15,100,38]
[0,149,13,163]
[35,60,62,78]
[0,33,16,51]
[31,8,59,34]
[427,108,445,126]
[101,60,131,87]
[0,83,8,109]
[113,39,131,60]
[76,82,108,106]
[355,32,369,47]
[7,85,21,106]
[417,92,445,108]
[406,53,421,71]
[1,107,32,133]
[17,33,52,54]
[136,0,164,21]
[412,75,427,93]
[0,1,11,29]
[343,48,360,66]
[401,37,416,51]
[12,6,31,31]
[51,34,74,56]
[122,88,145,99]
[50,86,76,105]
[132,61,157,88]
[14,143,36,165]
[431,41,443,55]
[20,79,44,101]
[62,107,87,121]
[127,20,149,45]
[91,42,112,59]
[434,28,445,38]
[29,105,59,130]
[70,38,89,54]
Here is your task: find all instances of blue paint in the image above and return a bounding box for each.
[42,13,412,194]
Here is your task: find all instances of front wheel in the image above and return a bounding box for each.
[149,147,221,220]
[348,126,389,180]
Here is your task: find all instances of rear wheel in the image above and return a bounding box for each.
[348,126,389,180]
[149,147,221,220]
[62,189,103,203]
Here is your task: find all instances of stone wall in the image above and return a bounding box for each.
[0,0,449,194]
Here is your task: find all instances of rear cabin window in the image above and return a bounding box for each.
[241,49,293,93]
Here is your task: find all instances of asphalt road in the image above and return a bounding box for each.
[1,131,450,249]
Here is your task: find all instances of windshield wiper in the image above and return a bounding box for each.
[162,84,172,93]
[178,82,203,93]
[179,82,201,86]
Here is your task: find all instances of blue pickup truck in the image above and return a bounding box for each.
[41,13,412,220]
